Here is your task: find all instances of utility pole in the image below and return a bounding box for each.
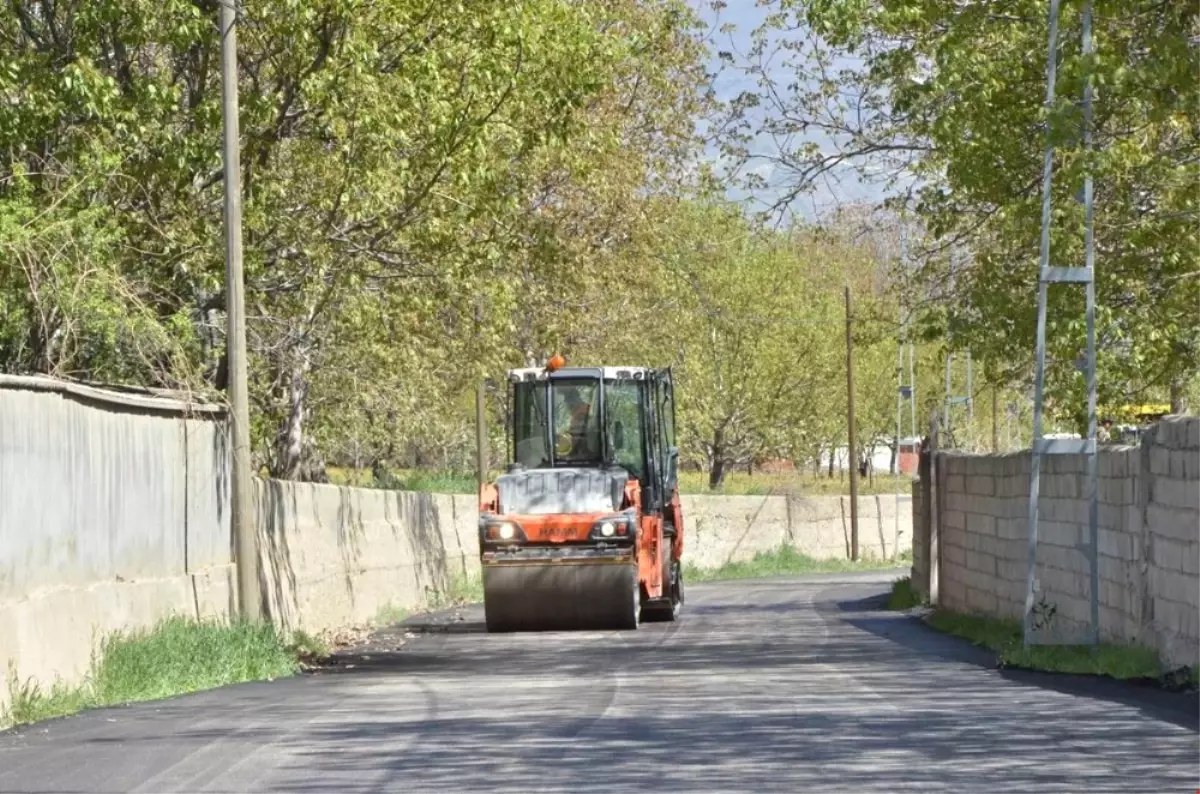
[475,301,488,490]
[992,384,999,452]
[845,286,859,562]
[221,0,259,622]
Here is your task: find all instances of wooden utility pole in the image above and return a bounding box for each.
[845,286,859,562]
[221,0,259,621]
[475,301,488,489]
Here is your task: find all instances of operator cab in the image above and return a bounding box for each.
[505,364,680,515]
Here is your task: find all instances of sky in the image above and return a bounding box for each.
[686,0,895,222]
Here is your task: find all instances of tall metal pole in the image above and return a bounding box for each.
[1082,0,1100,647]
[908,342,916,444]
[895,334,903,560]
[476,383,488,488]
[966,351,974,451]
[992,383,1000,452]
[845,286,859,562]
[221,0,259,622]
[943,353,952,442]
[896,340,904,476]
[1025,0,1062,648]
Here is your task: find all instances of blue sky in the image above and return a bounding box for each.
[687,0,893,221]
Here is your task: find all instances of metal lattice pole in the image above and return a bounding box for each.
[1025,0,1099,648]
[1082,0,1100,647]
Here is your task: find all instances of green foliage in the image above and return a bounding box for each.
[887,576,924,611]
[4,0,1074,486]
[730,1,1198,427]
[91,617,298,704]
[926,610,1166,679]
[286,630,331,662]
[427,571,485,609]
[2,616,300,729]
[372,604,411,627]
[0,0,713,478]
[3,667,92,728]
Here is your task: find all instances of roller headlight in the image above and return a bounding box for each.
[481,519,524,543]
[591,516,634,540]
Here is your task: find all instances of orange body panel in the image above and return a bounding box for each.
[479,482,499,514]
[502,513,610,543]
[666,490,685,561]
[638,514,664,599]
[478,475,679,602]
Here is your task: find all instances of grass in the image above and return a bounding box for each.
[327,466,915,498]
[685,544,910,584]
[923,609,1173,681]
[427,571,485,609]
[373,603,411,626]
[677,470,915,497]
[3,616,304,730]
[887,576,925,611]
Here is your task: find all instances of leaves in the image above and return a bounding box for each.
[727,0,1198,425]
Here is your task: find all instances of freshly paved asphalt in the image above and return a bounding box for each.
[1,570,1196,793]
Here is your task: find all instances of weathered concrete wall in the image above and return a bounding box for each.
[682,493,912,569]
[0,377,233,716]
[256,480,479,634]
[0,373,914,717]
[253,486,914,633]
[924,415,1198,668]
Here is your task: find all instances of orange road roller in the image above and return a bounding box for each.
[477,358,685,631]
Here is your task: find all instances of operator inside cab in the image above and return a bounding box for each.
[556,385,597,460]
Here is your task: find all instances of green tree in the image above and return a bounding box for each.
[724,0,1199,427]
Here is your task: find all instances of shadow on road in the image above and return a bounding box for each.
[3,575,1194,794]
[827,595,1200,733]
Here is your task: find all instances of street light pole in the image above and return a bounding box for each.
[220,0,259,621]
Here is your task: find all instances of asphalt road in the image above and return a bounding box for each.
[1,570,1196,794]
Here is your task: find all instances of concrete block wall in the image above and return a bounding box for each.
[921,415,1199,668]
[1141,417,1200,666]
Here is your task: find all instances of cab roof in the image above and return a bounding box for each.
[506,366,658,382]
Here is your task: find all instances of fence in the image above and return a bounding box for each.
[912,415,1199,668]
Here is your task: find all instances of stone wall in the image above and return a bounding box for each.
[915,416,1198,668]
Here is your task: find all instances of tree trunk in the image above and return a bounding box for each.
[709,457,727,490]
[708,427,726,489]
[1170,378,1187,414]
[827,444,835,479]
[889,437,898,475]
[273,351,312,480]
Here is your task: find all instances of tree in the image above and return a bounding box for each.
[721,0,1198,428]
[0,0,717,479]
